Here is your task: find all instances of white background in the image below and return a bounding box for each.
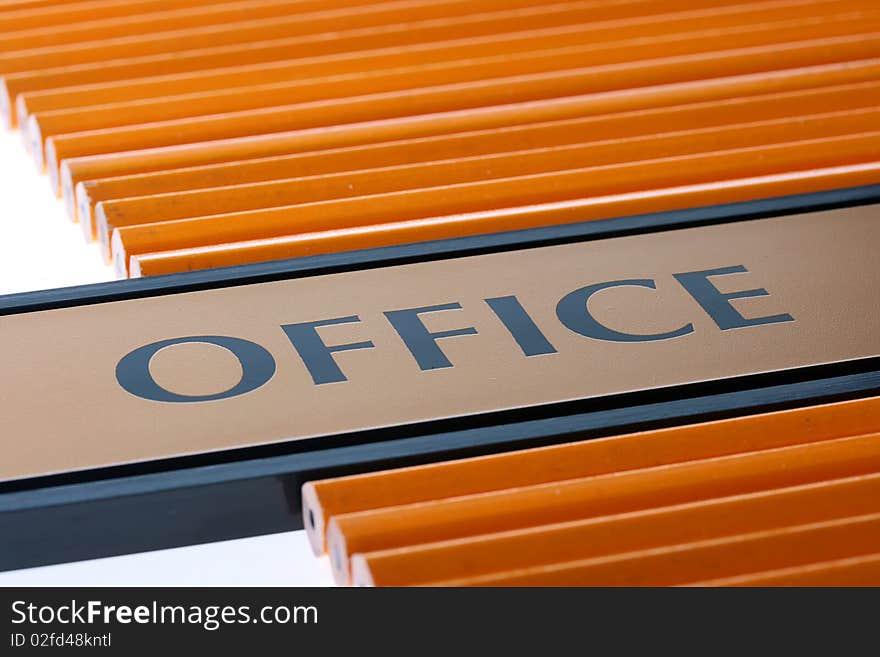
[0,128,334,586]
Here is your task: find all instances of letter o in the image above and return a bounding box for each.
[116,335,276,403]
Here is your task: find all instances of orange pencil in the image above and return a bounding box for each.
[0,0,383,54]
[71,67,880,232]
[0,0,152,7]
[111,131,880,274]
[56,60,880,201]
[0,0,231,34]
[3,0,747,126]
[303,396,880,555]
[0,0,113,9]
[0,0,137,10]
[26,0,871,149]
[683,553,880,586]
[129,161,880,278]
[350,473,880,586]
[326,432,880,584]
[423,513,880,586]
[105,110,880,268]
[16,0,840,123]
[99,107,878,231]
[41,26,880,176]
[0,0,624,76]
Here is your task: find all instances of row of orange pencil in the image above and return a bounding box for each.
[0,0,877,277]
[303,396,880,586]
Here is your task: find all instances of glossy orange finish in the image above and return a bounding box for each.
[304,396,880,555]
[423,514,880,586]
[351,474,880,586]
[108,110,880,272]
[17,0,842,123]
[71,66,880,236]
[684,553,880,586]
[0,0,557,76]
[56,60,879,201]
[127,135,880,278]
[0,0,390,55]
[0,0,231,35]
[4,0,761,126]
[0,0,134,8]
[326,432,880,584]
[41,26,880,176]
[28,1,874,152]
[104,108,880,268]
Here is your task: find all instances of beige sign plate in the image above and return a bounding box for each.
[2,206,878,482]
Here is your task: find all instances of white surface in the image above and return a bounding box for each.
[0,129,114,295]
[0,128,335,586]
[0,533,334,587]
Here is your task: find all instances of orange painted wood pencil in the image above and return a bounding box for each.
[0,0,120,10]
[40,26,880,176]
[128,161,880,278]
[326,431,880,583]
[111,131,880,274]
[350,473,880,586]
[303,396,880,555]
[423,513,880,586]
[16,0,839,123]
[99,107,878,238]
[105,109,880,268]
[0,0,624,77]
[71,67,880,233]
[26,0,871,149]
[3,0,737,126]
[56,61,879,200]
[0,0,232,35]
[0,0,382,54]
[683,553,880,586]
